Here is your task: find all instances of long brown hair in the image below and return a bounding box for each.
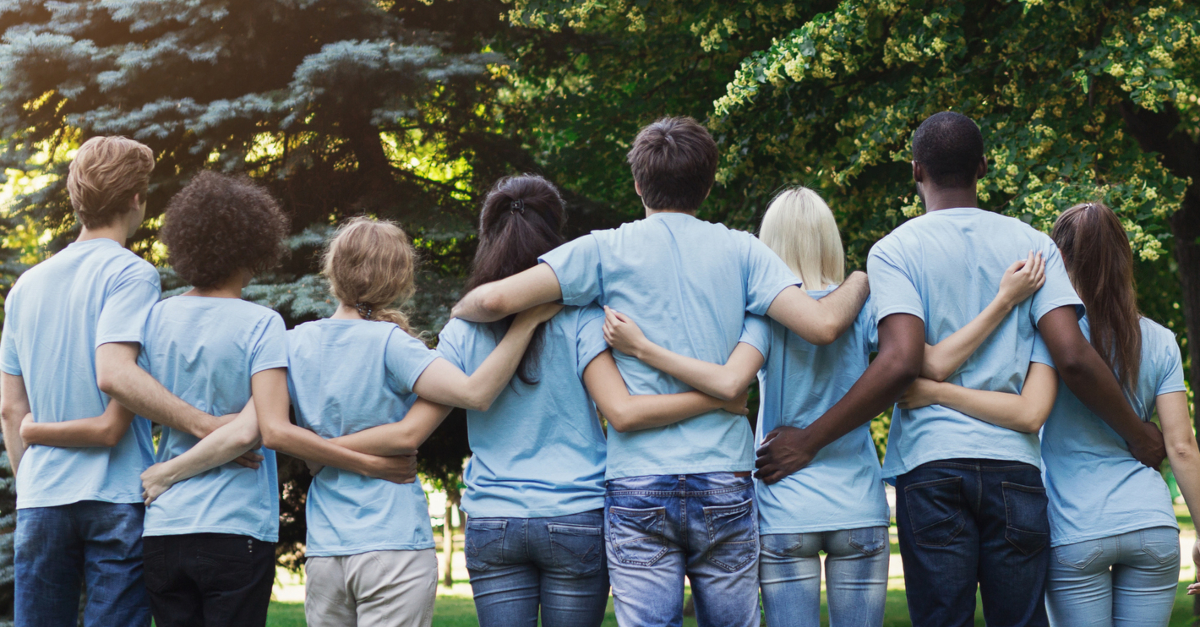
[464,175,567,385]
[1051,202,1141,392]
[322,217,417,334]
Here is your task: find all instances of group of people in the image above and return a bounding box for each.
[0,110,1196,627]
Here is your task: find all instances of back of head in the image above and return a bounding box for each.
[1051,202,1141,392]
[626,117,718,212]
[67,136,155,229]
[758,187,845,290]
[161,171,289,289]
[912,112,985,189]
[322,217,417,333]
[465,175,567,385]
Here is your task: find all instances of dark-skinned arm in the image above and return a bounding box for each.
[1037,306,1166,468]
[755,313,925,483]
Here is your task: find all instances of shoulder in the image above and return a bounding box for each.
[438,317,476,345]
[108,248,161,284]
[1140,317,1179,357]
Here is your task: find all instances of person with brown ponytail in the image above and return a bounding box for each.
[248,217,560,627]
[903,201,1200,625]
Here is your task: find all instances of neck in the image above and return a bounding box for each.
[922,185,979,213]
[332,303,363,320]
[184,271,247,299]
[77,224,129,247]
[645,207,696,218]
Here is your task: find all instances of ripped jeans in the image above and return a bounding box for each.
[605,472,759,627]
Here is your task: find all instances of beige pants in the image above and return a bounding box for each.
[305,549,438,627]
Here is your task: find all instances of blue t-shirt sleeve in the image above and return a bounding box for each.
[384,327,440,395]
[95,266,161,348]
[1032,237,1084,325]
[1155,329,1187,396]
[738,314,771,363]
[435,321,468,372]
[743,235,800,315]
[1030,331,1055,368]
[866,237,924,325]
[1,294,20,376]
[249,313,289,375]
[575,307,608,378]
[859,296,880,352]
[538,235,603,307]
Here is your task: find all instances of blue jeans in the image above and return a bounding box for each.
[896,459,1050,627]
[466,509,609,627]
[605,472,759,627]
[1045,527,1179,627]
[759,527,890,627]
[14,501,151,627]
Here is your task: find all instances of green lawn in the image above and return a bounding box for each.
[265,583,1200,626]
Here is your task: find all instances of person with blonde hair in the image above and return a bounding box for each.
[245,217,558,627]
[603,185,1046,626]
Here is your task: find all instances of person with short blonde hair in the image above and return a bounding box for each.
[67,136,154,229]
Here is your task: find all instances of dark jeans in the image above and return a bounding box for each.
[466,509,609,627]
[143,533,276,627]
[896,459,1050,627]
[14,501,150,627]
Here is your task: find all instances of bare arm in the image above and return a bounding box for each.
[20,400,135,448]
[922,253,1045,381]
[254,393,417,484]
[764,272,869,346]
[95,342,227,439]
[898,363,1058,433]
[582,350,747,433]
[140,368,288,505]
[451,263,563,323]
[1038,306,1166,468]
[1157,391,1200,593]
[602,307,763,401]
[755,313,925,484]
[413,303,561,411]
[1,373,30,474]
[331,399,452,457]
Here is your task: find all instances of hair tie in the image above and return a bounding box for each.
[356,303,374,320]
[510,199,525,214]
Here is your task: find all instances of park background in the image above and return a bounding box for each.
[0,0,1197,624]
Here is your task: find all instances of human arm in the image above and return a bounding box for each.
[19,400,135,448]
[412,303,562,411]
[328,399,452,457]
[602,307,763,401]
[1038,306,1166,468]
[451,264,563,323]
[922,252,1045,381]
[898,363,1058,433]
[0,373,30,474]
[582,350,748,433]
[764,272,870,346]
[95,342,229,439]
[1154,391,1200,593]
[140,368,288,505]
[755,313,925,483]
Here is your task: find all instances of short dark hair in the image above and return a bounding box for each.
[161,171,289,289]
[626,117,718,211]
[912,111,985,188]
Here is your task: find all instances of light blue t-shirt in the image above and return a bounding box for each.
[286,318,440,557]
[1035,317,1183,547]
[868,207,1083,481]
[141,297,287,542]
[740,293,889,534]
[0,238,159,509]
[539,212,797,479]
[437,306,608,518]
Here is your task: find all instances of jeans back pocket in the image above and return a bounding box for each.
[848,526,889,557]
[466,519,508,572]
[702,499,758,573]
[1001,482,1049,556]
[548,523,605,577]
[904,476,966,547]
[608,506,668,567]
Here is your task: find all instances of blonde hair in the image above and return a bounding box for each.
[322,217,417,333]
[67,136,155,229]
[758,187,845,289]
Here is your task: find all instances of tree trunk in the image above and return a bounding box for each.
[442,499,455,587]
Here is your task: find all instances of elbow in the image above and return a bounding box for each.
[464,393,491,413]
[893,359,923,389]
[258,424,285,451]
[96,372,118,398]
[603,407,633,433]
[1019,414,1050,435]
[231,428,261,452]
[714,381,748,403]
[98,427,125,448]
[1169,440,1200,466]
[808,323,840,347]
[477,286,508,318]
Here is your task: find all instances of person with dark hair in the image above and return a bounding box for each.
[902,201,1200,625]
[22,171,294,626]
[750,110,1168,627]
[449,119,869,626]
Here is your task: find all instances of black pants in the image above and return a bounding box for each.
[143,533,275,627]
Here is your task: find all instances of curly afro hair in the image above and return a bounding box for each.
[161,171,289,289]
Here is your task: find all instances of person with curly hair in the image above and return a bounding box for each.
[22,171,295,626]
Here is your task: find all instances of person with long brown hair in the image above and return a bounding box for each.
[902,201,1200,625]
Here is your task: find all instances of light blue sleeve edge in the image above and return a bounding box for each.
[400,352,441,393]
[537,256,590,307]
[874,305,925,323]
[250,360,290,376]
[1033,297,1085,324]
